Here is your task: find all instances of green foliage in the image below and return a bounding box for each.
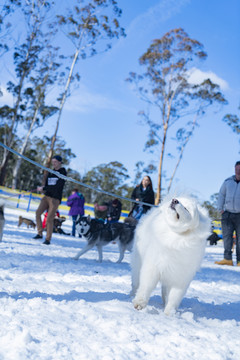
[133,161,156,186]
[0,1,126,186]
[63,169,82,198]
[202,193,221,221]
[222,104,240,152]
[81,161,130,209]
[222,110,240,135]
[1,135,76,190]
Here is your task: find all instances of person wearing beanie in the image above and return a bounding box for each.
[107,198,122,223]
[215,161,240,266]
[33,155,67,245]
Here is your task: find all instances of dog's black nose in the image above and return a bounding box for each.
[170,198,179,209]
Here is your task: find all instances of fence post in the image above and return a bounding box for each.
[16,192,21,208]
[27,193,32,212]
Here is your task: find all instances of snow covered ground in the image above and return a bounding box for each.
[0,205,240,360]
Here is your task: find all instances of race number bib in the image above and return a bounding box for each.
[48,177,58,186]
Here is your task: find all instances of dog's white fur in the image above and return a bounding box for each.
[131,194,211,315]
[0,199,5,242]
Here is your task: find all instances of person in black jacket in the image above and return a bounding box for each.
[130,175,155,220]
[33,155,67,245]
[107,198,122,223]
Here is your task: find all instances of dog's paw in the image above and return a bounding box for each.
[133,297,147,310]
[163,305,176,316]
[134,303,144,311]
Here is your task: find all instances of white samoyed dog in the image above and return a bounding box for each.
[131,195,211,315]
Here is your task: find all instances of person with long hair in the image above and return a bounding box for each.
[130,175,155,220]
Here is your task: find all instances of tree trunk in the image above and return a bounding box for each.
[42,48,80,185]
[11,109,38,189]
[155,127,167,205]
[0,150,11,185]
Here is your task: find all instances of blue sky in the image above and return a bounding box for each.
[1,0,240,201]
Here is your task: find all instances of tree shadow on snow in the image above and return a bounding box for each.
[196,266,240,284]
[0,289,239,321]
[180,297,240,321]
[0,289,130,303]
[134,294,240,321]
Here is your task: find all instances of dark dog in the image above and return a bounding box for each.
[53,216,70,235]
[0,200,5,241]
[18,216,36,229]
[73,215,135,262]
[207,231,221,245]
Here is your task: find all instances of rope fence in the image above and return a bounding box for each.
[0,141,157,209]
[0,142,223,235]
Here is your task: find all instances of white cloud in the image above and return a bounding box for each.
[0,86,13,106]
[127,0,190,35]
[64,84,130,114]
[188,68,229,90]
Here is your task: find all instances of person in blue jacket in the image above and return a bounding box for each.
[67,188,85,236]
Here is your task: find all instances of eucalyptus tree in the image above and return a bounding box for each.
[133,161,157,186]
[222,105,240,151]
[11,46,60,189]
[202,193,220,221]
[81,161,130,207]
[0,0,20,58]
[127,28,227,204]
[3,135,76,190]
[0,0,56,185]
[43,0,125,176]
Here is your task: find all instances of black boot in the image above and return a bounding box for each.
[33,234,43,239]
[42,240,50,245]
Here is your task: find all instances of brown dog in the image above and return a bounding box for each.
[18,216,36,229]
[53,216,70,235]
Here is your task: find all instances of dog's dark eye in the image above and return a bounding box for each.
[177,213,180,219]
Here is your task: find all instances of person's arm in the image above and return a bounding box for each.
[131,186,140,201]
[217,181,226,213]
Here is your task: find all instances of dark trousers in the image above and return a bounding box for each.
[221,211,240,262]
[72,215,78,237]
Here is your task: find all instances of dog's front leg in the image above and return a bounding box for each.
[163,286,187,315]
[133,264,159,310]
[96,245,103,262]
[73,243,95,260]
